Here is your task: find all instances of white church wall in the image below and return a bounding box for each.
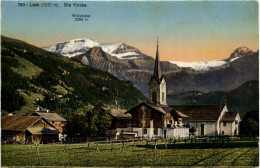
[220,122,233,136]
[187,121,217,136]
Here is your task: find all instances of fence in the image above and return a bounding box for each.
[26,136,258,155]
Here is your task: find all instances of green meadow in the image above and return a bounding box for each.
[2,140,258,167]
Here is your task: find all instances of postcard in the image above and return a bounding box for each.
[1,1,259,167]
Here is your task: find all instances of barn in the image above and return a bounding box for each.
[1,116,59,144]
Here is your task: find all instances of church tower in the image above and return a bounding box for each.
[148,37,167,105]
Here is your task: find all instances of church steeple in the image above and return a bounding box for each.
[149,37,167,105]
[153,37,162,80]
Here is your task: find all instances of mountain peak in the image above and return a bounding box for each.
[230,46,252,59]
[45,38,141,59]
[89,46,105,57]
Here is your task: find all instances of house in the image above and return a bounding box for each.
[108,108,131,132]
[126,102,189,138]
[1,116,59,144]
[28,108,66,140]
[105,108,132,140]
[124,38,190,139]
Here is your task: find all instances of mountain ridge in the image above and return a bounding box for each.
[44,38,258,97]
[1,35,147,116]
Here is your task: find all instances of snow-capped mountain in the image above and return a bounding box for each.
[45,39,258,97]
[170,47,252,71]
[169,58,241,71]
[45,38,142,59]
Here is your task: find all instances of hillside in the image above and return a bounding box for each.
[1,36,147,117]
[167,80,259,118]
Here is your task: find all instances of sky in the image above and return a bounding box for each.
[1,1,259,62]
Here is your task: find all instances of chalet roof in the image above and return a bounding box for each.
[27,127,59,135]
[125,102,165,115]
[108,109,131,119]
[1,116,42,132]
[173,104,226,122]
[106,130,118,135]
[221,112,239,122]
[126,102,172,115]
[31,111,66,122]
[171,108,189,118]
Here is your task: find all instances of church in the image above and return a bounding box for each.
[125,39,190,138]
[123,38,241,138]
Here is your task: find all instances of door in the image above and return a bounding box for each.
[201,124,204,136]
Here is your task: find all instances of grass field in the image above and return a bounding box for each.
[2,140,259,167]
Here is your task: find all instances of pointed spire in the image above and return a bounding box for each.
[153,36,162,80]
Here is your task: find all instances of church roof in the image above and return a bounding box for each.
[173,104,226,122]
[153,38,162,80]
[221,112,239,122]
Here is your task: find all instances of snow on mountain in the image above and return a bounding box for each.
[170,60,226,71]
[170,47,253,71]
[170,58,241,71]
[45,38,140,59]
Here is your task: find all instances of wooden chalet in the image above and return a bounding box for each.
[105,108,132,140]
[28,109,66,134]
[108,108,131,130]
[1,116,59,144]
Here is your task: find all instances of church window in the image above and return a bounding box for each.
[223,122,226,127]
[152,92,157,103]
[162,92,165,102]
[235,120,238,124]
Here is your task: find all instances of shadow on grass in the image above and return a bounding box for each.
[136,141,258,149]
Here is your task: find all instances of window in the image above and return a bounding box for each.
[141,119,146,125]
[152,92,157,103]
[154,128,158,135]
[162,92,165,102]
[143,128,147,134]
[142,110,147,116]
[235,120,238,124]
[223,122,226,127]
[169,120,172,124]
[222,131,224,135]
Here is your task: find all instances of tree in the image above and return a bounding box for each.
[86,104,112,137]
[189,127,197,135]
[66,104,112,137]
[240,110,259,137]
